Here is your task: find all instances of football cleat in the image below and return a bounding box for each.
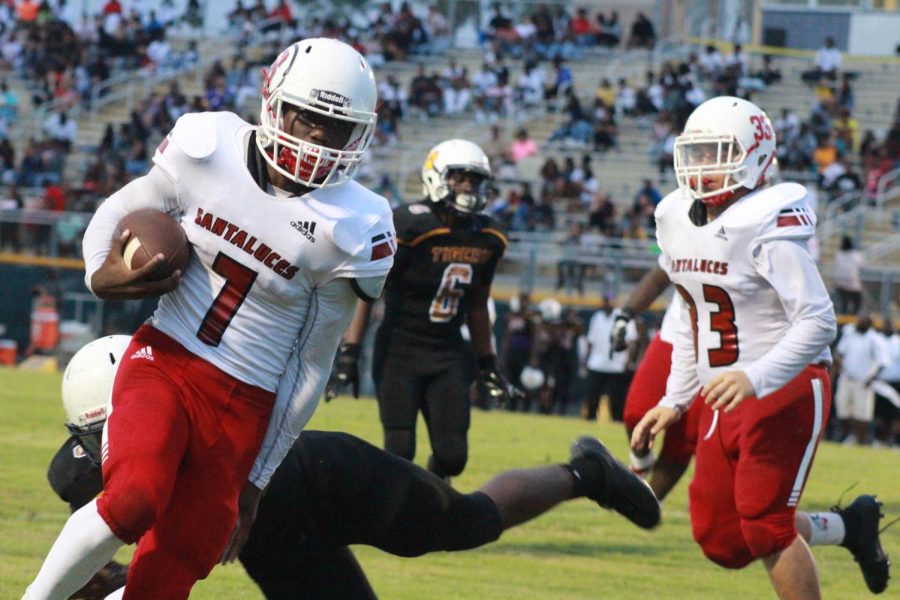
[70,560,128,600]
[570,436,661,529]
[833,494,891,594]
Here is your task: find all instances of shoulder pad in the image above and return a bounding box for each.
[168,112,230,160]
[744,183,815,244]
[317,181,394,257]
[654,189,689,222]
[476,214,509,248]
[393,202,446,246]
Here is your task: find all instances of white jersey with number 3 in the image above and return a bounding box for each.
[654,183,835,411]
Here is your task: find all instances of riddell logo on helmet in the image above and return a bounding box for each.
[310,89,351,108]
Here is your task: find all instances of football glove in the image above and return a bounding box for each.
[476,355,524,409]
[610,308,634,355]
[325,343,361,401]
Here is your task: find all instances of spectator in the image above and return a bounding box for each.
[441,59,471,115]
[596,11,621,48]
[506,127,536,164]
[570,8,595,46]
[18,0,39,23]
[0,81,18,122]
[627,12,655,50]
[42,111,78,152]
[699,44,723,81]
[515,60,546,109]
[836,73,855,113]
[500,292,537,412]
[582,297,637,421]
[409,64,442,118]
[544,56,572,109]
[481,125,509,170]
[833,236,864,315]
[588,192,615,234]
[635,179,661,206]
[834,315,887,445]
[592,101,617,152]
[813,134,839,175]
[424,6,451,54]
[725,43,748,78]
[614,78,636,116]
[804,36,841,82]
[269,0,293,25]
[875,320,900,447]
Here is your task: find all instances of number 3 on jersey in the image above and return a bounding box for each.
[429,263,473,323]
[675,283,739,367]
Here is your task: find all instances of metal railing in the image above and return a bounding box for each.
[875,166,900,209]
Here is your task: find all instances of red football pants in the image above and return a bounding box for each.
[97,325,274,599]
[623,334,702,464]
[688,364,831,569]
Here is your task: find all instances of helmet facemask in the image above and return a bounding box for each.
[258,92,375,189]
[674,133,750,206]
[445,168,492,213]
[66,420,103,463]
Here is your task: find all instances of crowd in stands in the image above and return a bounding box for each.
[0,3,897,314]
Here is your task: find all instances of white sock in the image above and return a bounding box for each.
[805,511,846,546]
[26,499,125,600]
[104,587,125,600]
[629,450,655,478]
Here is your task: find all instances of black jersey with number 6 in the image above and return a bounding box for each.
[379,202,507,350]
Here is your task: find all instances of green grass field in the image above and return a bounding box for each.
[2,367,898,599]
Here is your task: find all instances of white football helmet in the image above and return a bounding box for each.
[422,139,492,213]
[257,38,378,188]
[520,366,545,391]
[674,96,776,206]
[538,298,562,322]
[62,335,131,459]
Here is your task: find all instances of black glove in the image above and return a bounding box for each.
[476,355,523,409]
[325,343,360,401]
[610,308,634,355]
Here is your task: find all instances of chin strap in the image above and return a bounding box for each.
[247,131,271,191]
[701,189,735,207]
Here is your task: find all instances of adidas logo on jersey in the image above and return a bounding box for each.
[715,226,728,241]
[130,346,154,361]
[290,220,316,243]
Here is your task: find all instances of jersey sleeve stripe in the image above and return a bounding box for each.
[399,227,451,247]
[482,228,509,247]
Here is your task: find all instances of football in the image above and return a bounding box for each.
[118,208,190,280]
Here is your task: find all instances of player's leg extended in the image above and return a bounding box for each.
[688,398,755,569]
[423,356,471,478]
[122,354,274,599]
[377,346,425,461]
[26,332,190,600]
[734,366,831,598]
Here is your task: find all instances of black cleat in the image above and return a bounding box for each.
[834,494,891,594]
[569,436,661,529]
[71,560,128,599]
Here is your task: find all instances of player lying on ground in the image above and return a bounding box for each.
[632,96,891,597]
[26,38,396,600]
[53,336,661,599]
